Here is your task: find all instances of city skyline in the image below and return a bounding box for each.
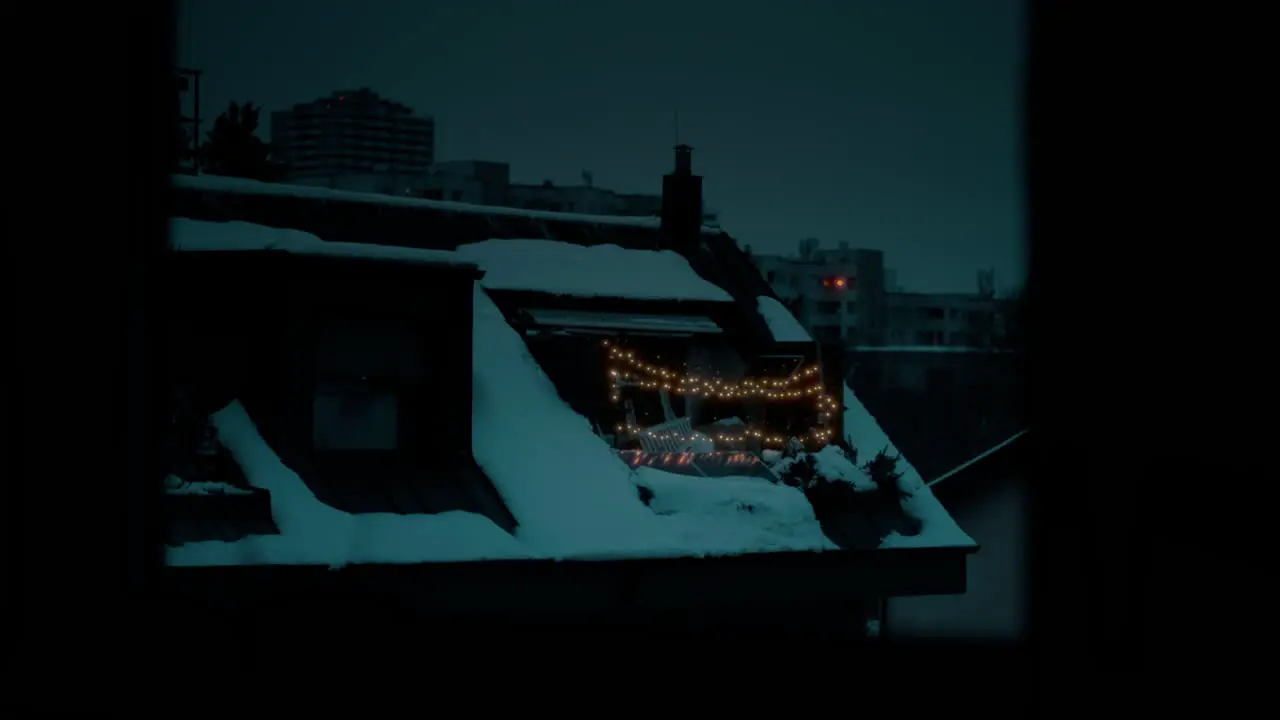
[176,0,1024,294]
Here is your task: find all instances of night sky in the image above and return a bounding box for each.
[177,0,1024,294]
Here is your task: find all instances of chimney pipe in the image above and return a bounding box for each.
[674,144,693,175]
[661,144,703,251]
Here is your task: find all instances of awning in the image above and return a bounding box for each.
[523,308,723,335]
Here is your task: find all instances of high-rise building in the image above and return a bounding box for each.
[271,89,434,191]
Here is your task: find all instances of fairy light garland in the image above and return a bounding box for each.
[602,339,840,447]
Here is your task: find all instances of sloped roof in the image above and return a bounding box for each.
[166,185,976,560]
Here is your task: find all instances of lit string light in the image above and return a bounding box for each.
[603,339,840,447]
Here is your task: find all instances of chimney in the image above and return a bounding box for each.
[661,144,703,251]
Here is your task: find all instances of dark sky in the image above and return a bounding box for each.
[178,0,1024,294]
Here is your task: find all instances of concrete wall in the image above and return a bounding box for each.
[887,478,1027,640]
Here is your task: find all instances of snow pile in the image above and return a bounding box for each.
[170,218,467,267]
[842,384,974,548]
[164,475,253,495]
[167,401,531,567]
[469,285,674,558]
[633,467,837,553]
[756,296,813,342]
[454,239,734,302]
[763,445,877,491]
[811,445,879,491]
[165,218,972,562]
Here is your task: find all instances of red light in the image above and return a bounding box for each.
[834,277,847,288]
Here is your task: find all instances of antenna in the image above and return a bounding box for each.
[673,107,681,146]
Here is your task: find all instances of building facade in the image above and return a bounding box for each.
[753,242,1012,350]
[884,289,1010,349]
[750,239,889,346]
[270,89,435,191]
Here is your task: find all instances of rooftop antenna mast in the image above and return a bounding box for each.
[673,107,680,146]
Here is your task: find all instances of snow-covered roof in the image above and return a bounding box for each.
[454,239,735,302]
[757,298,974,548]
[523,309,723,334]
[842,383,974,548]
[165,220,974,567]
[756,296,813,342]
[172,173,724,233]
[170,218,473,269]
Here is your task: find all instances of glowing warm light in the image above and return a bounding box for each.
[602,342,840,448]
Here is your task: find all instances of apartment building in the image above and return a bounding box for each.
[271,89,434,191]
[750,238,889,346]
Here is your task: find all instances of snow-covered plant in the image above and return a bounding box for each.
[862,447,911,501]
[777,452,819,489]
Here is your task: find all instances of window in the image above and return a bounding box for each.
[314,380,398,450]
[925,307,945,320]
[817,301,840,314]
[312,321,423,453]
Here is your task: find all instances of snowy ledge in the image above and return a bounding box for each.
[170,217,474,269]
[170,219,734,304]
[455,239,735,303]
[173,173,723,233]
